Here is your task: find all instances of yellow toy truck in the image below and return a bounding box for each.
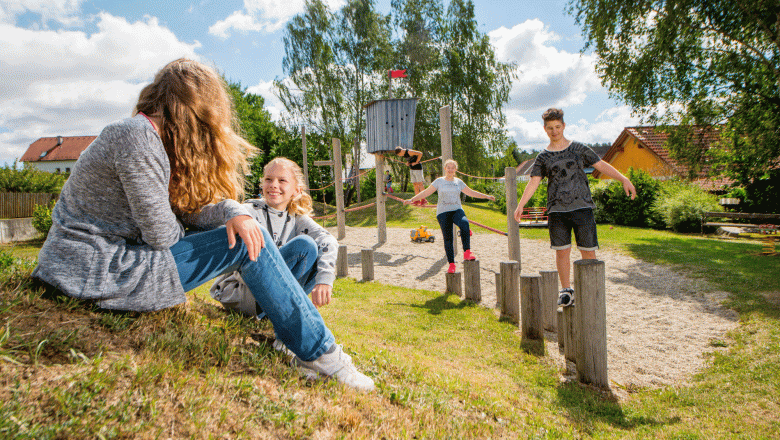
[410,225,435,243]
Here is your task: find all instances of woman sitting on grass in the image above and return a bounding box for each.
[31,58,374,392]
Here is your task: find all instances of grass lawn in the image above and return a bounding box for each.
[1,198,778,438]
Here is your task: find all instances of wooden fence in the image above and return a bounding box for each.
[0,192,58,219]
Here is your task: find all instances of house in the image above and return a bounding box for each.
[592,126,732,191]
[20,135,96,173]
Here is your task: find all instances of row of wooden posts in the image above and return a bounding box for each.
[336,244,609,388]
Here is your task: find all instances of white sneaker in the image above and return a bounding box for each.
[291,344,375,392]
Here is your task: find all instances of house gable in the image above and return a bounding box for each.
[20,135,96,164]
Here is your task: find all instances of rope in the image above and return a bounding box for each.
[384,193,436,208]
[468,219,507,236]
[309,181,335,191]
[456,170,504,180]
[311,202,376,220]
[385,155,442,166]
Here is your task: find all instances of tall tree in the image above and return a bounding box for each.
[276,0,345,139]
[570,0,780,184]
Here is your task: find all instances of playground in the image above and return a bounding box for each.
[332,224,739,391]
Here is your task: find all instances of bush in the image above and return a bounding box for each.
[653,182,723,232]
[0,161,66,193]
[32,203,54,238]
[591,168,663,228]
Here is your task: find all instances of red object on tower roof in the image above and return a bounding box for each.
[389,69,407,78]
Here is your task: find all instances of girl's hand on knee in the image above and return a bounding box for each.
[311,284,332,307]
[226,215,265,261]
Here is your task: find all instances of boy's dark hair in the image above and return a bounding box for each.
[394,146,403,154]
[542,108,564,123]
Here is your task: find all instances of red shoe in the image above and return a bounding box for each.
[463,250,476,261]
[421,198,429,206]
[447,263,456,273]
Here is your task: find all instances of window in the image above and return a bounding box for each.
[66,167,71,173]
[56,168,61,174]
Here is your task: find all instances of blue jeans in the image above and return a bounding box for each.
[170,227,334,361]
[436,208,471,263]
[279,235,319,294]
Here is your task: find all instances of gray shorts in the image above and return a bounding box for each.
[410,169,424,183]
[548,208,598,251]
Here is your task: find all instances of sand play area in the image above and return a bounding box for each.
[330,226,739,391]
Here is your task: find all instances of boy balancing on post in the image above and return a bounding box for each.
[513,108,636,307]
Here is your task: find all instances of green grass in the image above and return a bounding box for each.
[1,202,779,438]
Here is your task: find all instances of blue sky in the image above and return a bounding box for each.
[0,0,641,166]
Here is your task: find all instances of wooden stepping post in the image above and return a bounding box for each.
[573,259,608,388]
[361,249,374,281]
[540,270,558,333]
[336,245,348,278]
[520,274,544,355]
[495,272,503,308]
[499,261,519,324]
[560,306,576,365]
[463,259,481,302]
[445,272,462,296]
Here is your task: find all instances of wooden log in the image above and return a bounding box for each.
[361,249,374,281]
[332,138,345,240]
[573,259,608,388]
[463,259,481,302]
[336,245,348,278]
[540,270,559,333]
[520,274,544,355]
[557,308,564,352]
[445,272,462,296]
[495,272,503,309]
[500,261,519,324]
[561,305,576,364]
[301,126,309,195]
[375,154,386,244]
[505,167,520,265]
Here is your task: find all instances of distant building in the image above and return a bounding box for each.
[593,126,732,191]
[20,135,96,173]
[515,144,611,182]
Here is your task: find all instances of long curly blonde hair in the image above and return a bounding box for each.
[135,58,256,215]
[264,158,313,216]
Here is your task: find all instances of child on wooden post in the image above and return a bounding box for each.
[513,108,636,307]
[405,159,496,274]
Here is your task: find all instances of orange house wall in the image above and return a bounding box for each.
[600,138,676,179]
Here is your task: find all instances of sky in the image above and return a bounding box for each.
[0,0,643,167]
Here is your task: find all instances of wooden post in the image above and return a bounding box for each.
[353,137,361,203]
[562,305,576,366]
[336,245,348,278]
[445,272,462,296]
[463,259,481,302]
[557,308,564,352]
[520,274,544,355]
[499,261,519,324]
[505,167,520,266]
[302,126,309,195]
[361,249,374,281]
[440,106,458,254]
[333,138,345,240]
[375,154,387,244]
[573,259,608,388]
[495,272,503,309]
[540,270,559,333]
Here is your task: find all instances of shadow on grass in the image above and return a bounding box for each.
[556,382,680,431]
[394,291,474,316]
[622,236,780,320]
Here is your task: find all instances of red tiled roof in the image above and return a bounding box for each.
[516,159,534,175]
[20,136,96,162]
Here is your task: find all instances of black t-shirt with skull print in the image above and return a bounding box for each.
[529,141,600,213]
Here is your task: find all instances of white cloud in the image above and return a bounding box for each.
[246,79,284,121]
[0,0,84,26]
[209,0,346,39]
[490,19,602,112]
[0,12,202,165]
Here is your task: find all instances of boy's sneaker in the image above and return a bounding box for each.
[291,344,375,392]
[447,263,457,273]
[463,250,476,261]
[558,288,574,307]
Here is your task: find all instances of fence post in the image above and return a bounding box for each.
[336,245,348,278]
[504,167,520,266]
[495,272,503,309]
[332,138,345,240]
[573,259,608,388]
[561,306,576,373]
[301,126,309,195]
[540,270,559,333]
[520,274,544,355]
[500,261,519,324]
[361,249,374,282]
[463,259,481,302]
[375,154,386,244]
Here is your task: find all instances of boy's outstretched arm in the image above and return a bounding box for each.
[592,160,637,199]
[513,176,542,222]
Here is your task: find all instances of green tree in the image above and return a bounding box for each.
[570,0,780,184]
